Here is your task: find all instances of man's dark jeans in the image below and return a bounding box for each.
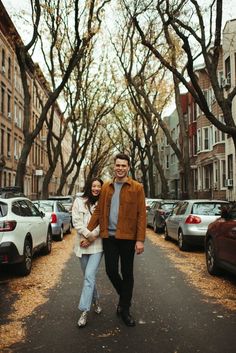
[102,237,135,310]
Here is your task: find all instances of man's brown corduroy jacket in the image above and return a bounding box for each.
[87,177,146,242]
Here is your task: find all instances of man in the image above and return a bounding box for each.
[87,153,146,327]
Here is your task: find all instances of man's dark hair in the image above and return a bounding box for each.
[114,153,130,166]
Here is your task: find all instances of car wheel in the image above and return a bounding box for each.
[164,225,170,240]
[42,228,52,255]
[57,227,64,241]
[206,238,220,275]
[178,230,188,251]
[17,239,32,276]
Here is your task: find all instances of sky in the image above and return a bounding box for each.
[2,0,236,45]
[2,0,236,116]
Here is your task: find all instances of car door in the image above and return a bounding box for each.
[167,202,188,240]
[216,215,236,266]
[148,201,158,227]
[20,200,47,246]
[57,202,70,232]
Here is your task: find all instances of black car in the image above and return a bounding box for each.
[147,200,177,233]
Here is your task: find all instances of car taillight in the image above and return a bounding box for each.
[0,221,17,231]
[51,213,57,224]
[185,215,201,224]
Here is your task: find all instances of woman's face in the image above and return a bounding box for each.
[91,180,102,197]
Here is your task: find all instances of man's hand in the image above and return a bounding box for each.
[135,241,144,255]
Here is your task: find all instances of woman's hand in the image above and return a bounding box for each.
[80,238,90,248]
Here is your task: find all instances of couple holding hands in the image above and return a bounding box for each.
[72,153,146,328]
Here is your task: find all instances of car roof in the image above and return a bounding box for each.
[179,199,229,203]
[0,196,29,202]
[0,186,26,199]
[48,195,73,199]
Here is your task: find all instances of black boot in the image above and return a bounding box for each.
[120,310,136,327]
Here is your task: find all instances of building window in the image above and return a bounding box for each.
[7,132,11,157]
[225,56,231,85]
[14,138,18,160]
[197,128,201,152]
[1,85,5,113]
[8,57,11,80]
[203,128,209,150]
[203,165,211,189]
[202,126,213,151]
[1,48,5,73]
[7,93,11,117]
[228,154,233,179]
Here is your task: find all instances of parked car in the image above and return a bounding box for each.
[0,187,52,276]
[147,200,178,233]
[146,198,162,212]
[205,204,236,276]
[48,195,74,226]
[165,199,229,251]
[33,200,71,241]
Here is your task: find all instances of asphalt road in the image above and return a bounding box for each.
[8,237,236,353]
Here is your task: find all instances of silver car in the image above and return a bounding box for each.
[33,200,71,241]
[165,199,229,251]
[48,195,75,226]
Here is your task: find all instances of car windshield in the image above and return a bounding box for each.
[0,202,8,217]
[162,203,176,211]
[60,198,73,205]
[34,201,54,212]
[192,202,224,216]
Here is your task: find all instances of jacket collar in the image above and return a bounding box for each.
[109,176,132,186]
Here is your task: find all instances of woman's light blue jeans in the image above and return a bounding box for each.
[79,252,103,312]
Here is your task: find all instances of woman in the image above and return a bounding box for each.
[72,177,103,328]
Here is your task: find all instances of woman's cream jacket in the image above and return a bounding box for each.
[72,197,103,257]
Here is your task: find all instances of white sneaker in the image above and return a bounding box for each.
[77,311,87,327]
[94,301,102,314]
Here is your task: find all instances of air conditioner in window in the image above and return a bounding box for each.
[225,179,233,187]
[221,77,231,89]
[8,112,11,119]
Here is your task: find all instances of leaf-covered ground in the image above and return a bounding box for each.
[1,228,236,352]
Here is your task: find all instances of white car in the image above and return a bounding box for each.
[0,187,52,276]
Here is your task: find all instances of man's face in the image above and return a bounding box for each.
[114,158,130,180]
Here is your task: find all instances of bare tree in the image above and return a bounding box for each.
[129,0,236,146]
[110,4,184,197]
[11,0,111,192]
